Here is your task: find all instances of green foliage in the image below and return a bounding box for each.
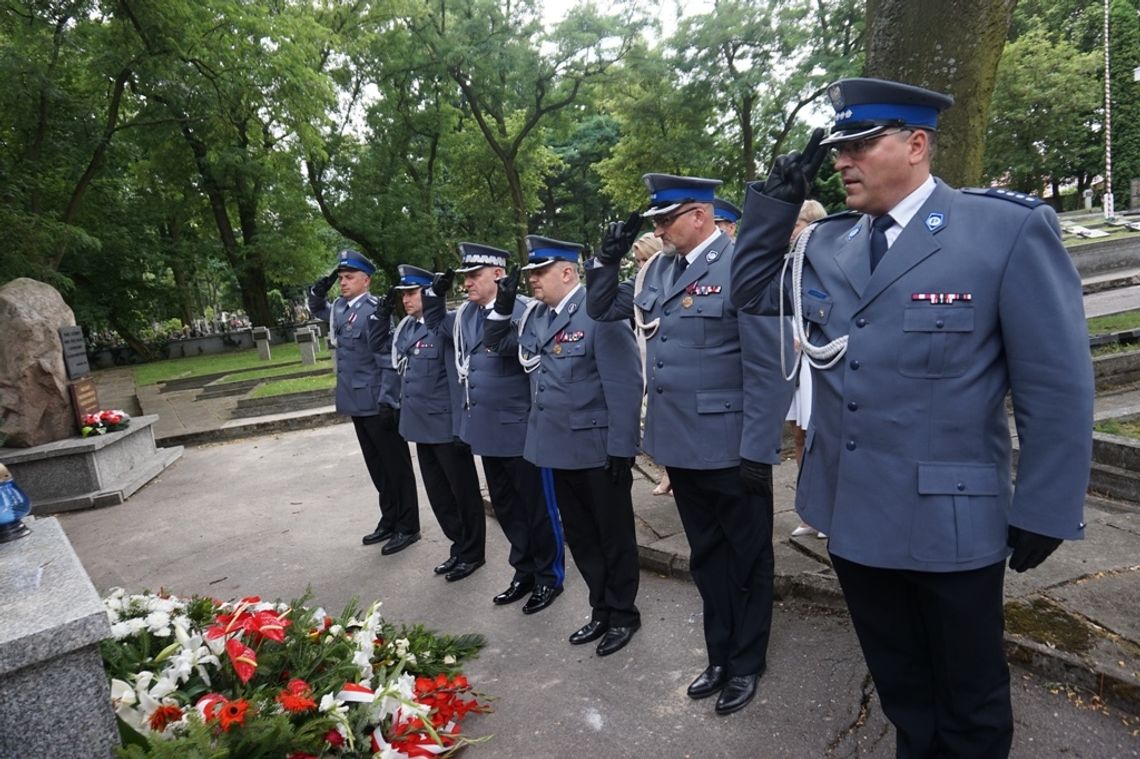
[1087,309,1140,335]
[1108,0,1140,211]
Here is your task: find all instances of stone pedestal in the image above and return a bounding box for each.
[0,415,182,513]
[296,329,317,366]
[0,517,118,758]
[253,327,272,360]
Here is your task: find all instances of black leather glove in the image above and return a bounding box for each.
[1007,526,1063,573]
[597,211,644,266]
[432,268,455,295]
[739,458,772,495]
[311,268,338,296]
[758,127,826,205]
[493,264,521,316]
[377,405,399,432]
[376,286,398,322]
[605,455,634,484]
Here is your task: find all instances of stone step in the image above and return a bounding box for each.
[1087,460,1140,508]
[230,388,335,419]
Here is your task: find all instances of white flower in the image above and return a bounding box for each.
[404,653,417,666]
[111,621,135,640]
[145,611,172,637]
[443,654,456,665]
[319,692,348,717]
[352,649,374,679]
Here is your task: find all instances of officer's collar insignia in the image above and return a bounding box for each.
[706,250,719,263]
[847,224,861,240]
[567,302,578,315]
[925,212,944,231]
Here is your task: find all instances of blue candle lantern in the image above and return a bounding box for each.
[0,463,31,543]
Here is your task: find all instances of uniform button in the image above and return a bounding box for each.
[856,318,867,328]
[723,401,731,408]
[538,385,545,391]
[696,306,703,313]
[847,401,858,411]
[846,440,856,451]
[936,319,945,329]
[661,335,668,342]
[664,308,671,316]
[849,359,860,370]
[656,360,664,368]
[656,386,664,394]
[956,482,966,491]
[537,404,543,410]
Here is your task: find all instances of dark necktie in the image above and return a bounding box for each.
[673,255,689,286]
[869,215,895,272]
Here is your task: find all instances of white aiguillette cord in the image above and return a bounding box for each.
[779,222,849,379]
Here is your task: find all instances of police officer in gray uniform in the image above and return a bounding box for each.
[484,236,644,656]
[586,175,792,715]
[422,243,564,613]
[307,250,420,553]
[388,264,486,580]
[732,78,1093,758]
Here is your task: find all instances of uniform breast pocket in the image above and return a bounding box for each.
[912,462,1006,563]
[802,293,832,326]
[897,306,975,378]
[552,342,589,381]
[634,288,660,314]
[678,297,727,347]
[411,345,439,360]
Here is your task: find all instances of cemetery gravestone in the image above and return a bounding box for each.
[253,326,272,361]
[296,328,317,366]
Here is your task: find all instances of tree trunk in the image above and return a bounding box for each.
[503,158,529,263]
[864,0,1017,188]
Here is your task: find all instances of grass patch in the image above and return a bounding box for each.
[1092,341,1140,357]
[1095,417,1140,439]
[1088,309,1140,336]
[134,343,308,386]
[216,361,331,384]
[248,374,336,399]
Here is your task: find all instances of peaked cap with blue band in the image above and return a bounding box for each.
[713,198,742,224]
[641,173,722,218]
[821,77,954,146]
[394,264,433,290]
[522,235,584,271]
[335,249,376,276]
[455,242,510,273]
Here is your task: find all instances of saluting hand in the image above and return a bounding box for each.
[597,211,644,266]
[311,268,338,296]
[493,264,521,316]
[759,127,826,205]
[432,268,455,295]
[377,286,398,321]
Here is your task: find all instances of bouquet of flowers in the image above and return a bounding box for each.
[101,589,489,758]
[82,409,131,437]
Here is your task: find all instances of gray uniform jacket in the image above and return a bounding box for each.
[732,180,1094,572]
[508,286,643,470]
[308,293,400,416]
[586,231,793,469]
[423,291,532,457]
[392,316,459,444]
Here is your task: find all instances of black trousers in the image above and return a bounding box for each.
[552,466,640,627]
[482,455,560,588]
[832,555,1013,759]
[352,408,418,534]
[669,464,774,676]
[416,441,485,563]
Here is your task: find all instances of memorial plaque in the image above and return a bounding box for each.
[68,377,100,428]
[58,326,90,380]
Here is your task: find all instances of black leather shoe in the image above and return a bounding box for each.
[521,585,562,615]
[445,559,485,582]
[362,524,395,546]
[434,556,459,575]
[596,621,639,656]
[380,531,420,555]
[687,665,727,699]
[568,620,609,645]
[715,674,759,715]
[492,580,534,606]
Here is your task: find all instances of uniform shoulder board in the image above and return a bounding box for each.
[962,187,1044,208]
[365,294,378,305]
[817,209,861,224]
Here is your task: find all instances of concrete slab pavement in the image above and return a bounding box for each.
[53,425,1140,756]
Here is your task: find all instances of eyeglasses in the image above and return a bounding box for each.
[652,206,699,229]
[832,128,913,159]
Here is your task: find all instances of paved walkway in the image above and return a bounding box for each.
[86,361,1140,713]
